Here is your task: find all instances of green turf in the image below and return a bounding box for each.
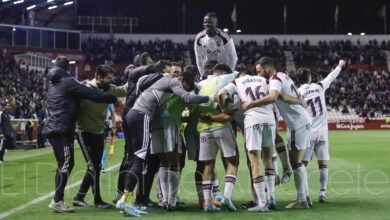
[1,130,390,219]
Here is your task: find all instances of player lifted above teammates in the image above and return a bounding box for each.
[195,12,237,77]
[297,59,346,203]
[243,57,311,209]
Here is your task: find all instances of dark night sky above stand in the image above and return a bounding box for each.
[77,0,389,34]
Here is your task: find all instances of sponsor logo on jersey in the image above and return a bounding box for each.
[206,49,222,55]
[200,136,207,143]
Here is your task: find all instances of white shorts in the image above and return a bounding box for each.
[245,124,275,152]
[286,124,311,151]
[302,140,330,161]
[151,123,182,154]
[199,126,238,161]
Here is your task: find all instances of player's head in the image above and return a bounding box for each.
[178,71,195,91]
[54,56,70,71]
[134,52,153,66]
[155,60,172,73]
[255,57,275,78]
[213,64,232,76]
[184,65,200,82]
[95,65,115,91]
[237,69,252,78]
[296,68,312,85]
[204,60,218,77]
[203,12,218,34]
[170,62,182,77]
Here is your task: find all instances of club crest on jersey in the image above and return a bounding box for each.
[253,124,260,130]
[215,38,222,46]
[201,136,207,143]
[306,124,311,130]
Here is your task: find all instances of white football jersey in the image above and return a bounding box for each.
[225,75,275,128]
[194,29,238,76]
[269,72,311,130]
[298,66,342,138]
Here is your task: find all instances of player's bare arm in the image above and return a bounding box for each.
[217,88,229,111]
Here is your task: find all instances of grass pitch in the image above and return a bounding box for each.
[0,130,389,219]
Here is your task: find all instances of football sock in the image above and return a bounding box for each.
[253,176,266,207]
[158,166,169,203]
[302,165,310,197]
[319,165,328,196]
[156,175,163,202]
[252,184,258,204]
[293,163,306,201]
[265,169,276,200]
[212,179,222,197]
[224,175,237,200]
[168,169,180,206]
[202,180,213,206]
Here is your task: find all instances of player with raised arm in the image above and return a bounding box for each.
[297,59,346,203]
[242,57,311,209]
[194,13,237,77]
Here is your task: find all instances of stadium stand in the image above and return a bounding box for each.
[1,38,389,124]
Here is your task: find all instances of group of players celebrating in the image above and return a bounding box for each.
[44,12,346,216]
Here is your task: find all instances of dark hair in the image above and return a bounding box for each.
[184,65,199,78]
[213,64,232,74]
[171,62,181,67]
[95,65,114,79]
[180,71,195,90]
[204,60,218,72]
[238,69,252,77]
[54,56,70,70]
[134,52,152,66]
[205,12,218,20]
[257,57,274,68]
[296,68,311,85]
[155,60,172,70]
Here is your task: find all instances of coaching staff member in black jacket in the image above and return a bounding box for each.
[43,56,117,213]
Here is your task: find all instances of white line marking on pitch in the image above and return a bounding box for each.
[0,163,121,219]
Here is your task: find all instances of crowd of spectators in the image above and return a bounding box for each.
[292,39,389,67]
[322,67,390,118]
[1,38,389,122]
[0,59,47,120]
[82,38,188,66]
